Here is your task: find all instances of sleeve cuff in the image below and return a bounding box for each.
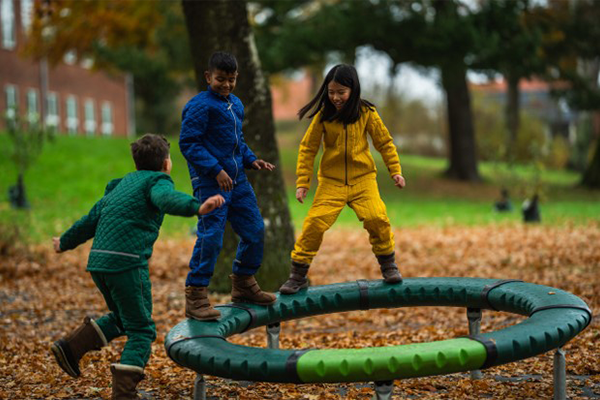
[387,163,402,177]
[244,154,258,169]
[59,237,68,252]
[207,164,223,179]
[188,198,201,215]
[296,178,310,189]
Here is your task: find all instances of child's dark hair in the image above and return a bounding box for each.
[298,64,374,125]
[208,51,238,73]
[131,134,170,171]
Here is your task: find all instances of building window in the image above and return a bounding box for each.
[5,84,18,121]
[101,102,113,135]
[63,50,77,65]
[46,92,59,130]
[84,99,96,135]
[26,88,39,125]
[66,95,78,135]
[21,0,33,32]
[1,0,16,49]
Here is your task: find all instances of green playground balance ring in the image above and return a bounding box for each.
[165,278,592,383]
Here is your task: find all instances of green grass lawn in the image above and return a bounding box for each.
[1,132,599,244]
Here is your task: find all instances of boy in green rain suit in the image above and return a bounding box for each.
[51,134,224,399]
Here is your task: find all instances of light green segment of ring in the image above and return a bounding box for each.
[296,338,487,383]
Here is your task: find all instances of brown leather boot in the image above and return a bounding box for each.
[50,316,108,378]
[185,286,221,321]
[377,252,403,283]
[230,274,277,305]
[279,261,310,295]
[110,363,145,400]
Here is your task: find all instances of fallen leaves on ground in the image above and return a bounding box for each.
[0,224,599,399]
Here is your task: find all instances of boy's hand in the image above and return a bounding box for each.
[393,175,406,189]
[216,170,233,192]
[252,159,275,171]
[52,237,63,253]
[296,188,308,204]
[199,195,225,215]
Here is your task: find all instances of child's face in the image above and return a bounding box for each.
[205,69,238,97]
[328,81,351,110]
[162,155,172,175]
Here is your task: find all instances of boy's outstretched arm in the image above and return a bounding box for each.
[57,198,104,252]
[236,106,258,169]
[150,176,219,217]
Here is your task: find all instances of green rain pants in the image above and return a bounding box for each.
[90,267,156,368]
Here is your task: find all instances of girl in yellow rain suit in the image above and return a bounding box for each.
[280,64,405,295]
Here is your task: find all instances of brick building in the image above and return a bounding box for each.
[0,0,134,136]
[270,71,313,121]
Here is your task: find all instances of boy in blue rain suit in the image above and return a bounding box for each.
[179,51,277,320]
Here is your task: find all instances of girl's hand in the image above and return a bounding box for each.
[393,175,406,189]
[252,159,275,171]
[216,170,233,192]
[53,237,63,253]
[296,188,308,203]
[199,195,225,215]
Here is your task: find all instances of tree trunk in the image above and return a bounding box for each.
[182,0,295,292]
[506,72,520,162]
[440,64,481,181]
[579,59,600,187]
[582,136,600,188]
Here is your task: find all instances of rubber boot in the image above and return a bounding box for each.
[185,286,221,321]
[51,316,108,378]
[279,261,310,295]
[377,252,403,283]
[110,363,145,400]
[230,274,277,305]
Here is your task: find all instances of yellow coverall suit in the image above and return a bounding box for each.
[291,107,402,265]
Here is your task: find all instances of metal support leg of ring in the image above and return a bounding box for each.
[193,373,206,400]
[553,347,567,400]
[267,322,281,349]
[371,380,394,400]
[467,307,483,380]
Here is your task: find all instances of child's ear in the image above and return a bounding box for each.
[204,71,211,84]
[162,157,171,173]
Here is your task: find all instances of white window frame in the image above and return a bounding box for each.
[45,92,59,129]
[84,98,96,135]
[1,0,16,49]
[101,101,113,136]
[63,50,77,65]
[5,84,18,120]
[21,0,33,32]
[66,95,78,135]
[26,88,39,125]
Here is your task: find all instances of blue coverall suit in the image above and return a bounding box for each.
[180,87,265,287]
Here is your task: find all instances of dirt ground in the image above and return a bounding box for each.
[1,224,599,399]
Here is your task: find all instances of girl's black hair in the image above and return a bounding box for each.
[298,64,374,125]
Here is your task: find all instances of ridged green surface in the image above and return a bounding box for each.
[166,308,298,382]
[164,278,592,383]
[296,338,487,382]
[482,283,591,366]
